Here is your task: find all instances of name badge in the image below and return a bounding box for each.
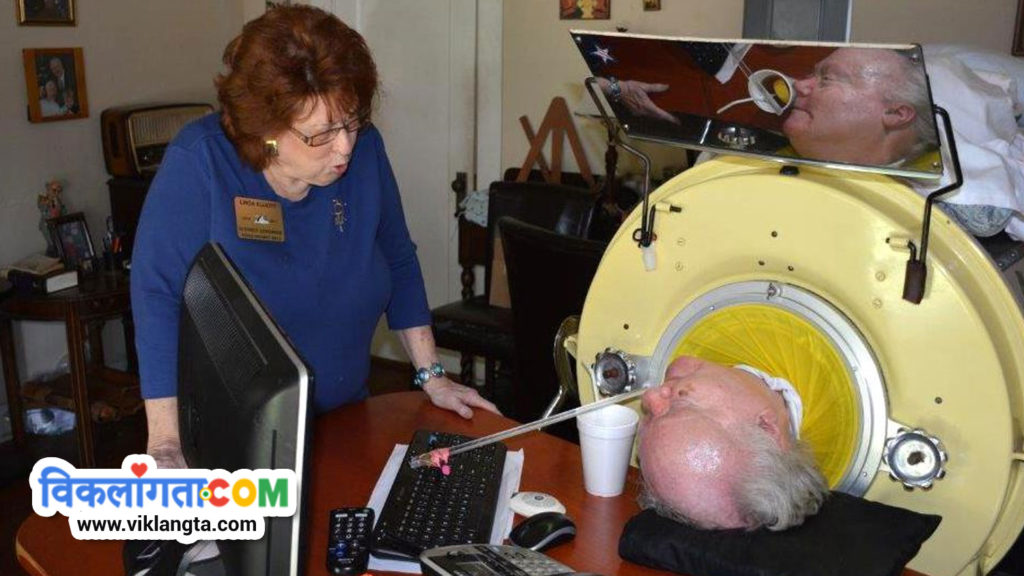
[234,197,284,242]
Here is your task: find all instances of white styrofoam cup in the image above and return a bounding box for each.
[576,404,639,497]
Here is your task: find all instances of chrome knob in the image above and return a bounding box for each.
[592,349,638,396]
[883,428,948,489]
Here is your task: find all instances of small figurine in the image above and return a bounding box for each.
[38,179,67,257]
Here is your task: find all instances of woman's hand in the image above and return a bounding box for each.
[619,80,679,124]
[423,377,501,419]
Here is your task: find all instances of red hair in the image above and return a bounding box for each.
[216,5,378,170]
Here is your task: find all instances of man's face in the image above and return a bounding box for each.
[637,357,791,529]
[49,58,64,77]
[781,48,896,161]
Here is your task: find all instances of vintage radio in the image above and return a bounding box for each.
[101,103,213,177]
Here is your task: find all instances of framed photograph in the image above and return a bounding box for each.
[22,48,88,123]
[47,212,95,270]
[643,0,661,10]
[560,0,610,20]
[16,0,75,25]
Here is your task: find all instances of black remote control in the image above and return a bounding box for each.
[327,507,375,575]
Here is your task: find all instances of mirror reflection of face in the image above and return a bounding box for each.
[782,48,915,165]
[637,357,792,529]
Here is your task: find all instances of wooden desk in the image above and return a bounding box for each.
[17,392,929,576]
[0,271,138,467]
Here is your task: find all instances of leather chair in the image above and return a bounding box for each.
[499,217,607,442]
[502,167,596,190]
[430,180,600,411]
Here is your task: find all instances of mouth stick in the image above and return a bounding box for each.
[408,388,648,469]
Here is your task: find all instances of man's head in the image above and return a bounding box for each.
[781,47,935,166]
[637,356,827,531]
[48,57,64,78]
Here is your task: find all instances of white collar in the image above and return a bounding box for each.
[733,365,803,439]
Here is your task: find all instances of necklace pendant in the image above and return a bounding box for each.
[332,198,347,232]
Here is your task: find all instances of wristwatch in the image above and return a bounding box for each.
[413,362,446,388]
[607,76,622,102]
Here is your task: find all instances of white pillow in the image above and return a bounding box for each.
[925,54,1018,142]
[910,50,1024,239]
[924,44,1024,121]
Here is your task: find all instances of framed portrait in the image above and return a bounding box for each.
[560,0,610,20]
[643,0,661,10]
[47,212,95,270]
[22,48,88,123]
[16,0,75,25]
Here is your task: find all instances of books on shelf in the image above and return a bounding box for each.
[9,253,64,276]
[6,268,78,294]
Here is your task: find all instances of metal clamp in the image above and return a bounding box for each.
[543,316,582,418]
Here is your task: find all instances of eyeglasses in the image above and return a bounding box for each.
[289,113,370,147]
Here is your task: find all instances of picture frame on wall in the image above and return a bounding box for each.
[16,0,75,26]
[47,212,95,270]
[560,0,610,20]
[643,0,661,10]
[22,48,88,123]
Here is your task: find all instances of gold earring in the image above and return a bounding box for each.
[264,139,279,157]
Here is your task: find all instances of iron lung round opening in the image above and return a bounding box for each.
[575,156,1024,576]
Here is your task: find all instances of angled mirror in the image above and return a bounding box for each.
[572,32,942,179]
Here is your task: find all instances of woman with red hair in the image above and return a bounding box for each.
[132,5,497,468]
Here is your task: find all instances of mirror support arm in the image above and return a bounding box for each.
[584,77,654,247]
[902,105,963,304]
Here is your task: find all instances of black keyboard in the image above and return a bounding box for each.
[370,430,507,561]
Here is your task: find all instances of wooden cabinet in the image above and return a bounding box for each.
[0,272,139,467]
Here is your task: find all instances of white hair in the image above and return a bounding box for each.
[735,425,828,531]
[638,424,828,531]
[879,49,938,161]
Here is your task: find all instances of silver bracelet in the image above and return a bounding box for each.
[413,362,446,388]
[607,76,622,102]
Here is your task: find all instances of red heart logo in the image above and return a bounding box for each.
[131,463,148,478]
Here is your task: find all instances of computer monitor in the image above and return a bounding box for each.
[177,242,314,576]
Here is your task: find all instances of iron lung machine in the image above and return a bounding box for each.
[562,33,1024,574]
[572,155,1024,575]
[563,32,1024,576]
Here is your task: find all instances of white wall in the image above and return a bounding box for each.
[500,0,1020,178]
[0,1,244,441]
[852,0,1018,48]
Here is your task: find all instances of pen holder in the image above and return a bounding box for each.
[104,250,127,272]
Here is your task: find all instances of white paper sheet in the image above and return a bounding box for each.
[366,444,524,573]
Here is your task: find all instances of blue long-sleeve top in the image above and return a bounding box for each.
[130,114,431,413]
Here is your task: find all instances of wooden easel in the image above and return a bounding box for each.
[516,97,595,186]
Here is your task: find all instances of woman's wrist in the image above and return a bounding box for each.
[413,361,446,388]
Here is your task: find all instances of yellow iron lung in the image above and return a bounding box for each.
[574,156,1024,576]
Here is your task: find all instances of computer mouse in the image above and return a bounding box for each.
[509,511,577,552]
